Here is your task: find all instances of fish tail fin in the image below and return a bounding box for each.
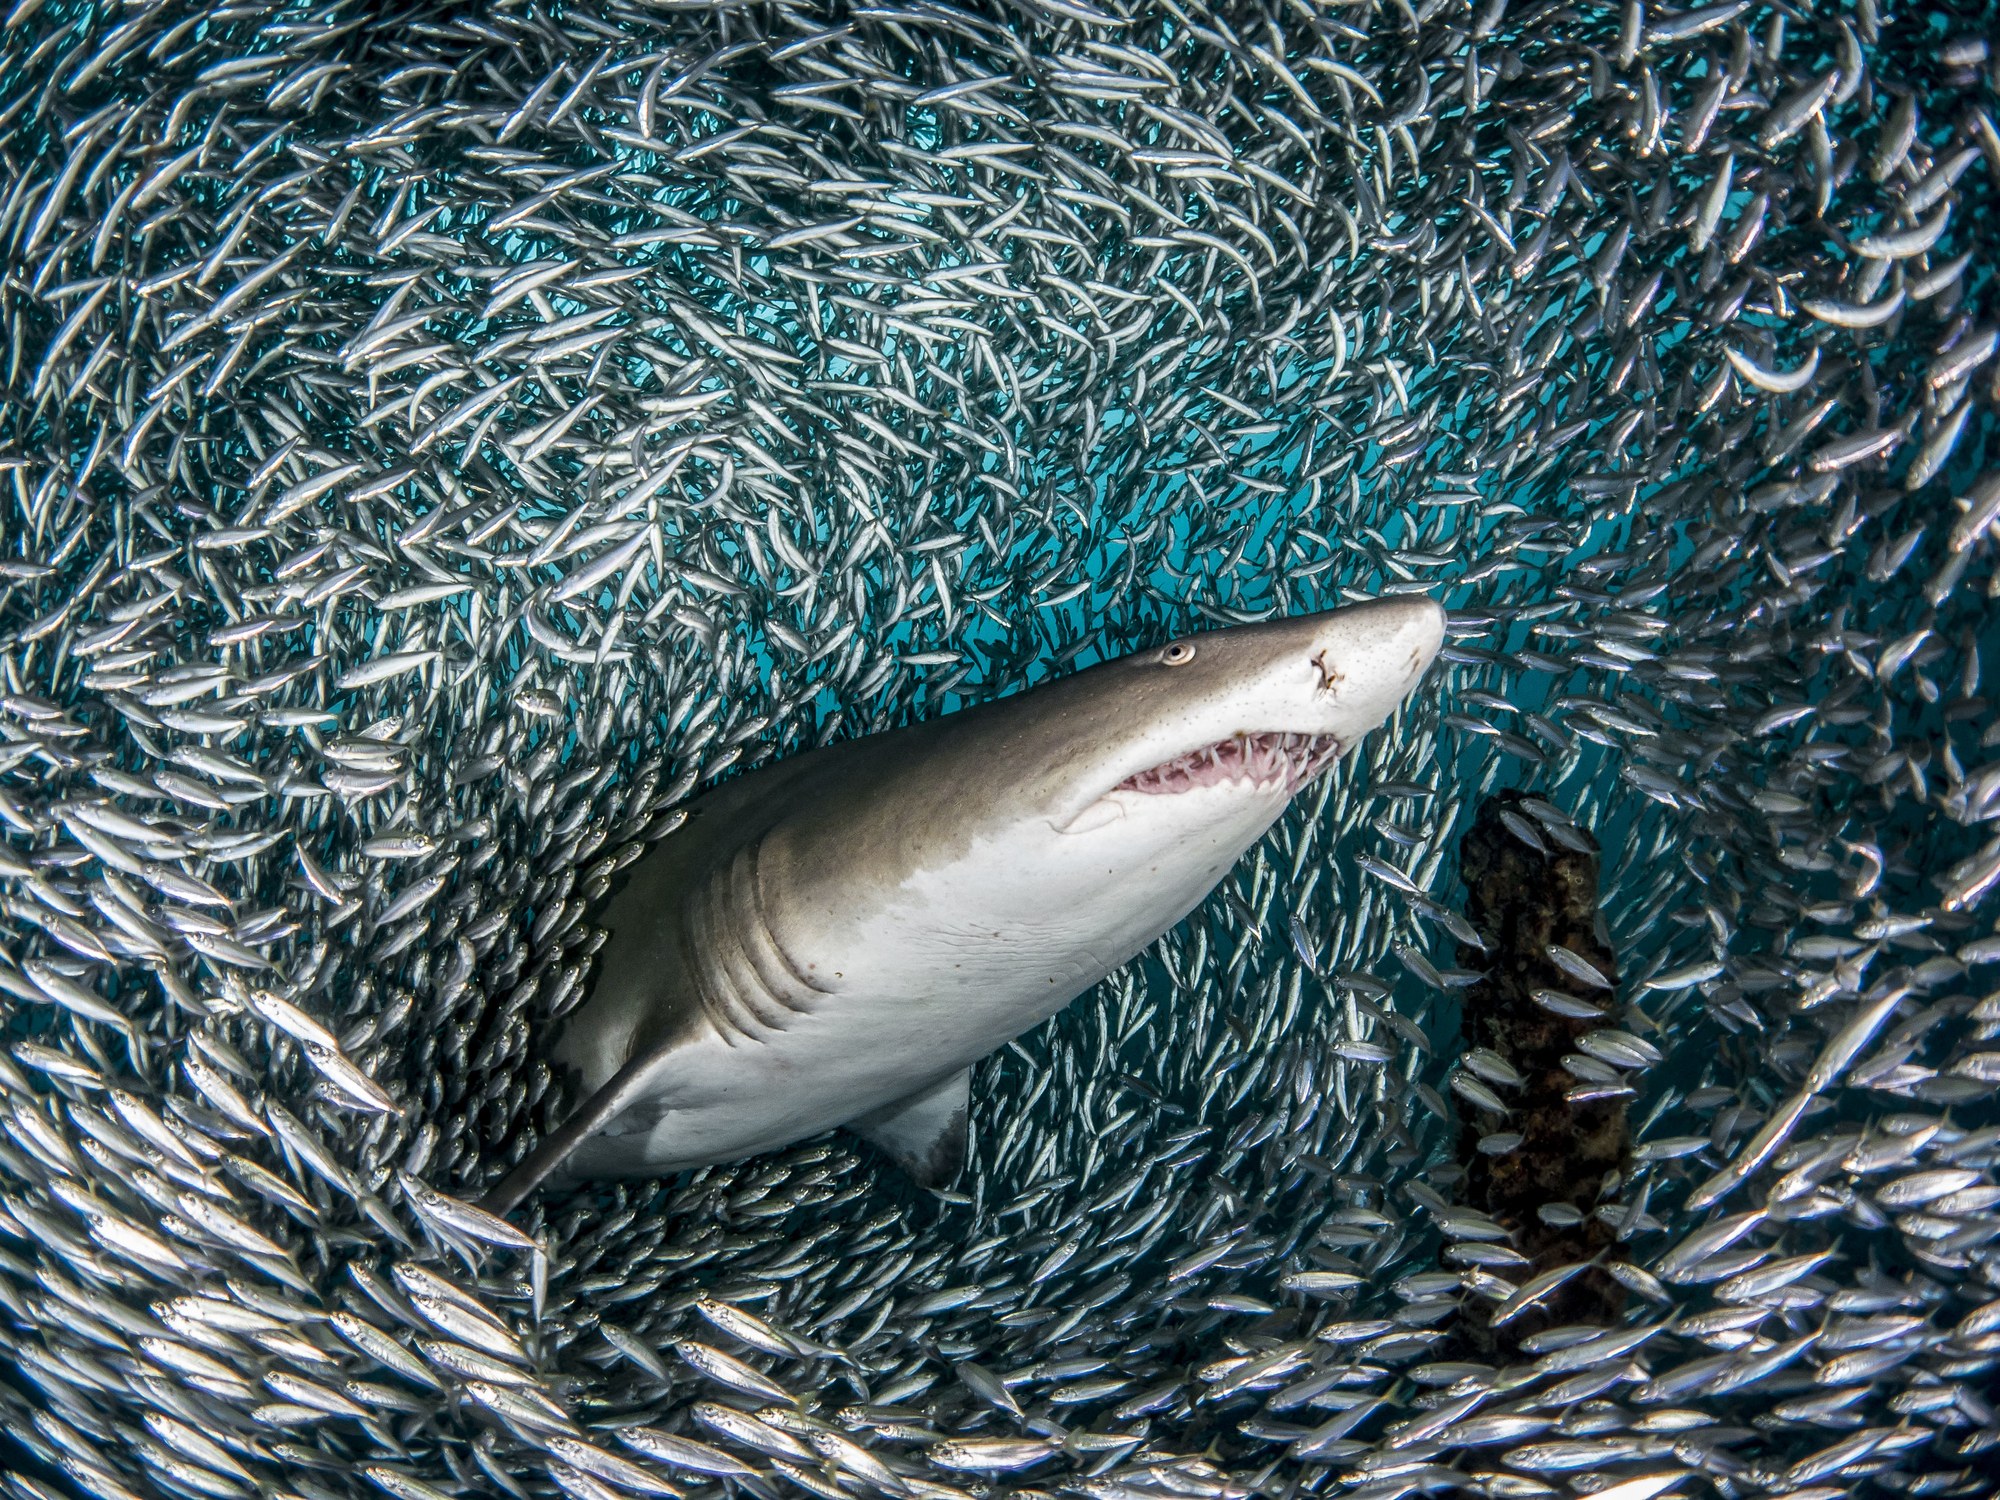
[479,1051,661,1215]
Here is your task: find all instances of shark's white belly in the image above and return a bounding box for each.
[571,977,1047,1175]
[565,788,1284,1179]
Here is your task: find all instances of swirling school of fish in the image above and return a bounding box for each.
[0,0,1996,1497]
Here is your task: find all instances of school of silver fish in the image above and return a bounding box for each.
[0,1,1995,1499]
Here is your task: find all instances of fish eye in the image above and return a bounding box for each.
[1161,641,1196,666]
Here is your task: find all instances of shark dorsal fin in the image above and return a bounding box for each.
[845,1068,970,1189]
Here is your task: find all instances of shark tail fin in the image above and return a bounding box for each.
[479,1051,662,1216]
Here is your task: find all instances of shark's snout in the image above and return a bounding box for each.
[1054,596,1446,833]
[1305,595,1445,739]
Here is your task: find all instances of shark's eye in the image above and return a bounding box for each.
[1161,641,1196,666]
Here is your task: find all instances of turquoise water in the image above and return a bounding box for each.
[2,1,1999,1496]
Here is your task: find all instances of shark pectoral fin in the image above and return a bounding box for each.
[479,1050,665,1216]
[845,1068,970,1190]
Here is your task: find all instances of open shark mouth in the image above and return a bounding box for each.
[1117,731,1342,797]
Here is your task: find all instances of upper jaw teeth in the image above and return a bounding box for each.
[1115,732,1341,796]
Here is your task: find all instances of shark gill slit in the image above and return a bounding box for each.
[718,838,817,1033]
[743,835,831,1008]
[700,837,819,1045]
[682,861,762,1049]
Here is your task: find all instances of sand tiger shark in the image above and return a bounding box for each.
[482,596,1445,1212]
